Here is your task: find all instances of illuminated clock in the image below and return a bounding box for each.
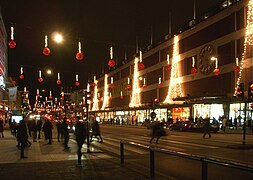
[198,45,216,75]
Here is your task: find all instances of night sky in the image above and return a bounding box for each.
[0,0,223,105]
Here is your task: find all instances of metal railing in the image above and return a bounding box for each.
[120,140,253,180]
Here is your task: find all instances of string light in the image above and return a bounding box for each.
[101,74,109,110]
[92,80,99,111]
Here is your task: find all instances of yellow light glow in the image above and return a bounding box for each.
[53,33,63,43]
[92,80,99,111]
[47,69,52,75]
[102,74,110,110]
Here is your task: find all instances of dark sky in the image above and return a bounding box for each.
[0,0,223,105]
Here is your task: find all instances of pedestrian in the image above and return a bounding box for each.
[90,120,103,143]
[0,120,4,138]
[16,120,28,159]
[61,117,70,149]
[42,119,53,144]
[149,121,166,144]
[37,119,43,139]
[74,118,87,166]
[203,116,211,138]
[222,116,227,132]
[30,119,37,142]
[56,119,62,142]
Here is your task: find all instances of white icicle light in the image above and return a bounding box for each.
[110,46,113,59]
[76,74,79,81]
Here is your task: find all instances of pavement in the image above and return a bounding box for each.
[0,130,161,180]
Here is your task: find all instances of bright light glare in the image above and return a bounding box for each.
[53,33,63,43]
[47,69,52,75]
[210,57,217,61]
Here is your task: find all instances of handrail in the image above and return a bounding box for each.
[120,140,253,179]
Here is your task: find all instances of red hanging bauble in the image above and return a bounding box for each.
[213,68,220,76]
[191,67,197,74]
[250,84,253,90]
[56,79,61,85]
[19,74,24,79]
[8,40,16,48]
[108,59,116,68]
[109,97,112,100]
[120,96,124,100]
[75,81,80,86]
[126,84,131,89]
[138,63,145,71]
[76,52,84,61]
[49,96,53,99]
[43,47,51,56]
[38,77,43,83]
[234,66,240,73]
[92,83,97,87]
[61,96,64,100]
[158,84,162,88]
[165,65,172,71]
[142,84,147,88]
[109,84,114,88]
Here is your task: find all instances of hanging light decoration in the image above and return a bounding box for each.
[138,51,145,71]
[56,72,61,85]
[93,76,97,86]
[120,91,124,100]
[19,67,24,79]
[38,70,43,83]
[234,57,240,73]
[75,74,80,86]
[108,46,116,68]
[61,92,64,100]
[109,77,114,88]
[8,26,16,48]
[191,57,197,74]
[212,57,220,76]
[126,77,131,89]
[158,77,162,88]
[109,92,112,100]
[142,78,147,88]
[43,35,50,56]
[76,41,84,60]
[24,87,28,95]
[165,54,172,71]
[36,89,40,97]
[49,91,53,99]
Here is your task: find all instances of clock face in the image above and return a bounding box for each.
[198,45,216,75]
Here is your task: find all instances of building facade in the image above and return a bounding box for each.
[89,0,253,126]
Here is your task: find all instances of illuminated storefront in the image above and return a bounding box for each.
[171,107,190,122]
[193,104,224,120]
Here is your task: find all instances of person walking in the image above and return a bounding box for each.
[90,120,103,143]
[30,119,37,142]
[61,117,70,149]
[37,119,42,139]
[74,118,87,166]
[0,119,4,138]
[149,121,165,144]
[16,120,28,158]
[43,119,53,144]
[203,116,211,138]
[56,119,62,142]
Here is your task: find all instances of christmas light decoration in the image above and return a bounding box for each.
[108,46,116,68]
[43,35,50,56]
[24,87,28,95]
[211,57,220,76]
[19,67,24,79]
[138,51,145,71]
[8,26,16,48]
[36,89,40,97]
[76,41,84,60]
[93,76,97,86]
[61,92,64,100]
[158,77,162,88]
[38,70,43,83]
[234,57,240,73]
[126,77,131,89]
[57,73,61,85]
[109,77,114,88]
[101,74,110,110]
[75,74,79,86]
[109,92,112,100]
[129,57,141,107]
[191,57,197,74]
[49,91,53,99]
[165,54,172,71]
[142,78,147,88]
[92,80,99,111]
[164,35,183,104]
[234,0,253,96]
[120,91,124,99]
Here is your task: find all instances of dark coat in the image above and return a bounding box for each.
[75,121,86,141]
[17,120,28,142]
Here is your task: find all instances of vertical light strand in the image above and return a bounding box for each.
[102,74,109,110]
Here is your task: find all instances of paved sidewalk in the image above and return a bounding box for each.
[0,130,162,180]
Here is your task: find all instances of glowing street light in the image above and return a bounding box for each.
[52,32,63,43]
[47,69,52,75]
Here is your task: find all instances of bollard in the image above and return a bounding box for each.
[202,160,208,180]
[150,148,155,178]
[120,142,124,164]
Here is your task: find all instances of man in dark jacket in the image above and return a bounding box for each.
[203,117,211,138]
[74,118,86,166]
[17,120,28,158]
[61,117,70,149]
[43,119,53,144]
[36,119,42,139]
[90,120,103,143]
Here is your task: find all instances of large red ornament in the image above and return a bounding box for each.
[8,40,16,48]
[213,68,220,76]
[165,65,172,71]
[92,83,97,87]
[109,84,114,88]
[43,47,50,56]
[191,67,197,74]
[76,52,84,61]
[108,59,116,68]
[250,84,253,90]
[158,84,162,89]
[142,84,147,88]
[120,96,124,100]
[38,77,43,83]
[138,63,145,71]
[56,79,61,85]
[19,74,24,79]
[75,81,80,86]
[234,66,240,73]
[49,96,53,99]
[126,84,131,89]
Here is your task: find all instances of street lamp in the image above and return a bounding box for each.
[47,69,52,75]
[52,32,63,43]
